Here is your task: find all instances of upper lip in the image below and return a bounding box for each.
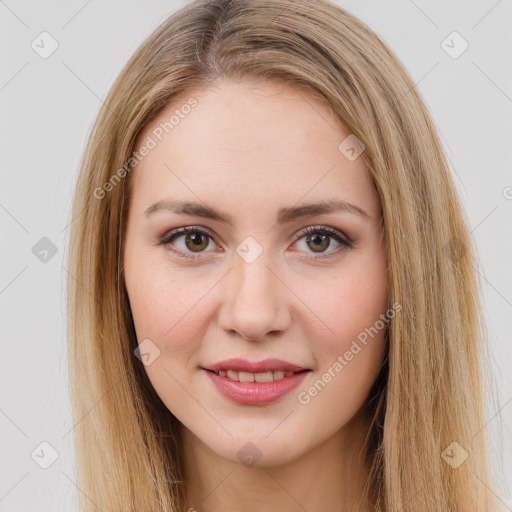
[203,358,309,373]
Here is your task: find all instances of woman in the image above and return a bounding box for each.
[67,0,503,510]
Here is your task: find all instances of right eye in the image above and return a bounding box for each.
[158,226,219,260]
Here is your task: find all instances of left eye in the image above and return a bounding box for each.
[293,226,351,256]
[159,225,352,260]
[290,225,353,259]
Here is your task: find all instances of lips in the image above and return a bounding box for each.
[202,358,311,405]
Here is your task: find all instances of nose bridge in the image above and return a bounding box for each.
[234,248,274,302]
[218,245,290,340]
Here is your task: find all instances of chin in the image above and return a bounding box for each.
[203,428,306,468]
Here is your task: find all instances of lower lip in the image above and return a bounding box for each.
[204,369,310,405]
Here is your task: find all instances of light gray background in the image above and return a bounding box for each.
[1,1,511,510]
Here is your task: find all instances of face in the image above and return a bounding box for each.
[123,78,388,467]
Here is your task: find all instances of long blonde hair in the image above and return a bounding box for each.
[66,0,501,510]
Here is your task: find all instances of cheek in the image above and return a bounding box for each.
[318,282,387,393]
[124,249,212,360]
[124,254,211,409]
[298,286,387,430]
[301,252,388,407]
[125,248,189,330]
[311,256,388,345]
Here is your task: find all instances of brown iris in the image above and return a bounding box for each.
[306,233,330,252]
[185,232,209,252]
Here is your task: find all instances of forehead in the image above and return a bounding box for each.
[129,79,379,219]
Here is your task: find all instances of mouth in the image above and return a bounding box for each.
[203,357,309,378]
[204,368,309,383]
[201,358,312,405]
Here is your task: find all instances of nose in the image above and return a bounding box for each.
[217,251,291,341]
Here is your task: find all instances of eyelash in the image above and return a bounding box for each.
[158,225,353,261]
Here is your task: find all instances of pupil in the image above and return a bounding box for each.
[191,233,203,245]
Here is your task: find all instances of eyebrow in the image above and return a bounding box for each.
[144,198,371,224]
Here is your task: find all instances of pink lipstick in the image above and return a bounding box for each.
[202,358,311,406]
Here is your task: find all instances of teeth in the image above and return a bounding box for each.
[255,371,274,383]
[216,370,297,382]
[239,371,254,383]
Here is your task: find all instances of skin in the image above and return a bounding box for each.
[123,78,388,512]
